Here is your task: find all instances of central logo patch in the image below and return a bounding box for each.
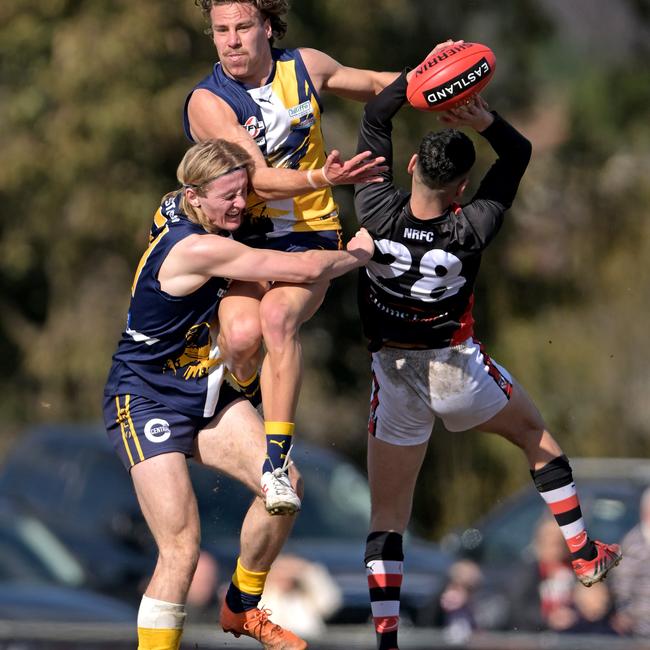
[144,418,171,443]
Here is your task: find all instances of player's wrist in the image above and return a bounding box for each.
[476,110,497,133]
[307,168,332,189]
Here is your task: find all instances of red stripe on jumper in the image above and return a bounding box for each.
[450,293,475,346]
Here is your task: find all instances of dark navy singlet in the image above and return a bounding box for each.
[105,193,231,417]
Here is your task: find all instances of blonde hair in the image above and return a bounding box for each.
[173,139,252,232]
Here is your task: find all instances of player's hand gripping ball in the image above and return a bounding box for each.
[407,42,496,112]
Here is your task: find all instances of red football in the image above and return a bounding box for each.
[407,42,496,112]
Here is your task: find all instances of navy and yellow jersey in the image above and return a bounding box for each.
[183,47,340,237]
[149,191,184,243]
[104,195,232,418]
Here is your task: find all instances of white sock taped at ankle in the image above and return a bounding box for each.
[137,595,186,629]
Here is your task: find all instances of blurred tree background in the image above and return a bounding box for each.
[1,0,648,540]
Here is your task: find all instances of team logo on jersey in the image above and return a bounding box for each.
[403,227,434,242]
[144,418,171,443]
[163,323,222,380]
[244,115,264,140]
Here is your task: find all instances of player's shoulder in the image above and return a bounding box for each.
[152,192,206,236]
[297,47,339,71]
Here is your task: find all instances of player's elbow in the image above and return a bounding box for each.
[519,137,533,165]
[250,185,276,200]
[248,166,279,200]
[295,251,328,283]
[297,262,323,284]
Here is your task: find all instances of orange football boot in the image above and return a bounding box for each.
[220,601,307,649]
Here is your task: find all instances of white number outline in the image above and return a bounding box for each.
[367,239,466,303]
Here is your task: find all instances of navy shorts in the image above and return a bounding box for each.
[103,386,242,470]
[257,230,342,252]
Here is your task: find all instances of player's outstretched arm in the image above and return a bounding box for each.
[187,90,386,200]
[300,48,400,101]
[442,97,532,210]
[159,229,374,296]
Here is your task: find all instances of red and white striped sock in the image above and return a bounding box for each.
[531,455,596,561]
[365,532,403,650]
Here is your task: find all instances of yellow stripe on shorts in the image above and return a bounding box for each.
[124,395,145,462]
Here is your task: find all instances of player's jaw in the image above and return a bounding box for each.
[218,204,245,231]
[219,44,272,85]
[220,49,253,79]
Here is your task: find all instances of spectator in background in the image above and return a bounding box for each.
[508,515,577,632]
[610,486,650,637]
[438,559,483,644]
[564,581,618,636]
[261,553,342,638]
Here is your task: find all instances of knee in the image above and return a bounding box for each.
[159,529,201,575]
[259,300,298,346]
[502,416,547,451]
[221,316,262,359]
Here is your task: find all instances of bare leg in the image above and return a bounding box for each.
[366,435,428,650]
[217,280,267,383]
[131,452,201,603]
[195,400,307,647]
[194,399,299,571]
[475,378,621,585]
[475,379,563,470]
[367,434,429,533]
[258,280,330,422]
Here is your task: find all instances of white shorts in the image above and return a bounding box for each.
[368,337,512,445]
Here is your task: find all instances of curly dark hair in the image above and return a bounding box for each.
[195,0,289,44]
[416,129,476,190]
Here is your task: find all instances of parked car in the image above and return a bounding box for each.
[0,424,156,604]
[0,497,136,622]
[0,424,452,625]
[443,457,650,630]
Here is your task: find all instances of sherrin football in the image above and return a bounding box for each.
[407,42,496,112]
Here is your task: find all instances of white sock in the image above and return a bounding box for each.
[137,595,186,629]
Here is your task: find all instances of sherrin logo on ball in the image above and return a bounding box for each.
[407,42,496,112]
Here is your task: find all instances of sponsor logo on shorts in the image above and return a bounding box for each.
[144,418,171,443]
